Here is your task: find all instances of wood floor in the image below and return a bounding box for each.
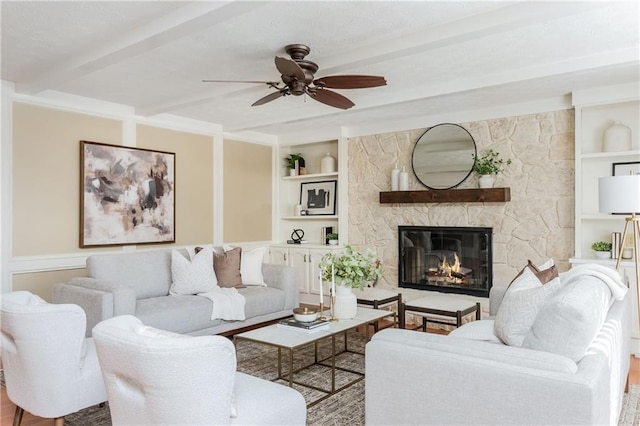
[2,346,640,425]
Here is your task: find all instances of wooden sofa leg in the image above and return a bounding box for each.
[12,406,24,426]
[54,417,64,426]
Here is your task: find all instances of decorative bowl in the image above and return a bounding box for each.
[293,307,319,323]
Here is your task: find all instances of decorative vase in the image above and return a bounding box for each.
[333,282,357,319]
[321,153,337,173]
[594,251,611,259]
[603,121,632,152]
[328,239,339,245]
[289,169,296,177]
[478,174,495,188]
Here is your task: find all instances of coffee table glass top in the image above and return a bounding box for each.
[235,307,393,349]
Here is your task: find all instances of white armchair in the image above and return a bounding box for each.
[93,315,306,425]
[0,291,107,426]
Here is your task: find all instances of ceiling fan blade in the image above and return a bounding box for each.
[313,75,387,89]
[308,88,355,110]
[251,90,287,107]
[202,79,277,84]
[275,56,305,81]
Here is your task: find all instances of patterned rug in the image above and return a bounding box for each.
[2,332,639,425]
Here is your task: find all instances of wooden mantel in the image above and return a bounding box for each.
[379,187,510,204]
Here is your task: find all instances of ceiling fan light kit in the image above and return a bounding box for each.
[203,44,386,109]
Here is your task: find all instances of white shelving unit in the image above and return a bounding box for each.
[273,137,348,303]
[572,83,640,353]
[276,140,343,246]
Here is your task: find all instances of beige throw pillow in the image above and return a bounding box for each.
[213,247,244,288]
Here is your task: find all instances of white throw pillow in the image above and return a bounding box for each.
[522,276,612,362]
[494,267,562,346]
[223,245,266,286]
[170,247,219,295]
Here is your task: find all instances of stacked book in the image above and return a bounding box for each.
[277,318,330,334]
[321,226,334,245]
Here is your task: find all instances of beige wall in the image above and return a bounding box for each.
[348,109,575,290]
[13,269,88,302]
[223,139,272,242]
[12,102,123,256]
[137,125,214,245]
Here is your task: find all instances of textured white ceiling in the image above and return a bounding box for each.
[2,1,638,142]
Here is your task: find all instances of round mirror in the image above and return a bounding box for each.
[411,123,477,190]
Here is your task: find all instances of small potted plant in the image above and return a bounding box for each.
[327,233,339,245]
[591,241,612,259]
[472,149,512,188]
[284,153,305,176]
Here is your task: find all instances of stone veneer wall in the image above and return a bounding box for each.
[348,109,575,301]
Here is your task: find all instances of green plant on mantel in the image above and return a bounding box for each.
[591,241,612,252]
[285,153,304,170]
[327,233,339,240]
[472,149,512,175]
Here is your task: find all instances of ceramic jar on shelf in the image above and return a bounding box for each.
[603,121,632,152]
[320,153,336,173]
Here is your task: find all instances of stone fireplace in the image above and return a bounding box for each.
[399,226,493,297]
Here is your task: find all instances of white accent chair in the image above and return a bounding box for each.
[93,315,307,425]
[0,291,107,426]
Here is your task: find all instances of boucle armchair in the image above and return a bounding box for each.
[93,315,306,425]
[0,291,107,426]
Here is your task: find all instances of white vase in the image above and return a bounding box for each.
[333,282,357,319]
[594,251,611,259]
[478,174,495,188]
[320,153,337,173]
[603,121,632,152]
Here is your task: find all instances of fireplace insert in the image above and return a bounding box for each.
[398,226,492,297]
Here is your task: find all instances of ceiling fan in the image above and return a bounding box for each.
[202,44,386,110]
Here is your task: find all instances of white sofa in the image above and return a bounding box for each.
[365,267,631,425]
[53,248,299,337]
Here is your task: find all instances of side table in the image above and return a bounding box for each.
[354,287,403,331]
[403,294,480,331]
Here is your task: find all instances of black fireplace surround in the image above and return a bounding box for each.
[398,226,492,298]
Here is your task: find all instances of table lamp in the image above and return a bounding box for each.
[598,174,640,316]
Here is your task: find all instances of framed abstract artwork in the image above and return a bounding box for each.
[300,180,337,215]
[80,140,176,247]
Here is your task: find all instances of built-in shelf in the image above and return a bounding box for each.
[281,215,338,220]
[282,172,338,180]
[379,188,511,204]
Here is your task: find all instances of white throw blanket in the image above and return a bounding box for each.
[560,263,628,300]
[198,287,246,321]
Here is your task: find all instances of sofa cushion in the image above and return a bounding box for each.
[522,275,613,362]
[88,250,173,299]
[238,286,286,319]
[135,295,222,334]
[449,319,502,344]
[494,267,562,346]
[169,248,218,295]
[214,247,244,288]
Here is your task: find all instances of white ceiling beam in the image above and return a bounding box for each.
[315,1,609,74]
[17,1,269,95]
[140,1,608,118]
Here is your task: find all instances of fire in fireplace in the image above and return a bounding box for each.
[398,226,493,297]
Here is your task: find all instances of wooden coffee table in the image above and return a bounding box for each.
[233,307,393,407]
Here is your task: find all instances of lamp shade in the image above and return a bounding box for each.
[598,175,640,214]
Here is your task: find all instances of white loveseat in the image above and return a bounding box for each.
[53,248,299,337]
[365,264,631,425]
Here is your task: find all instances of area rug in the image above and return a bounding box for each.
[2,332,639,426]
